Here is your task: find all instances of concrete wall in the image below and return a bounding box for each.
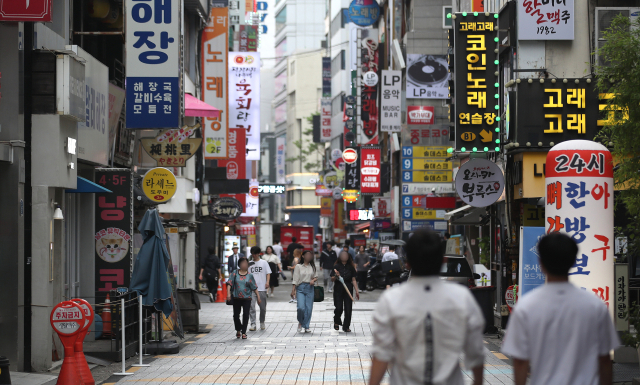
[32,115,78,188]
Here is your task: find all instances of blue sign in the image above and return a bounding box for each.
[519,227,546,296]
[402,220,447,232]
[126,77,179,128]
[348,0,380,27]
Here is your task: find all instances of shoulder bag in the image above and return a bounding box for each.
[314,285,324,302]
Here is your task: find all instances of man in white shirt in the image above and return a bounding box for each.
[381,245,398,262]
[370,229,484,385]
[248,246,271,331]
[501,232,619,385]
[272,241,283,258]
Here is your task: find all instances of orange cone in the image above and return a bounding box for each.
[101,294,112,337]
[215,280,226,303]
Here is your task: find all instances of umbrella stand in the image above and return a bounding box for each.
[144,311,180,355]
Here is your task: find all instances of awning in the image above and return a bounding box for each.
[451,208,488,226]
[185,93,220,119]
[443,205,472,221]
[65,177,113,193]
[354,222,370,231]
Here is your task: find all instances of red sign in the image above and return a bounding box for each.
[0,0,52,22]
[408,128,449,144]
[407,106,435,125]
[360,147,381,195]
[219,128,246,180]
[505,285,519,312]
[343,148,358,164]
[50,301,86,384]
[425,197,457,209]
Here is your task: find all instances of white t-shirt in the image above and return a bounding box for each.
[262,253,281,265]
[382,251,398,262]
[501,282,620,385]
[272,244,283,257]
[248,259,272,291]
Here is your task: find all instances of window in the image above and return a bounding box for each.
[331,50,345,77]
[443,6,453,29]
[290,60,295,75]
[330,9,349,37]
[275,101,287,124]
[331,93,344,116]
[275,70,287,95]
[276,38,287,63]
[276,7,286,34]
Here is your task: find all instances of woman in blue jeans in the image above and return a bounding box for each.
[291,251,318,333]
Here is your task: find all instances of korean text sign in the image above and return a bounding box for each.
[344,148,361,191]
[360,147,381,195]
[546,140,614,318]
[515,80,603,144]
[320,99,333,142]
[276,137,285,183]
[453,13,499,152]
[94,169,133,305]
[518,0,574,40]
[519,226,546,296]
[229,53,261,160]
[454,159,504,207]
[126,0,180,128]
[380,70,402,132]
[202,7,229,159]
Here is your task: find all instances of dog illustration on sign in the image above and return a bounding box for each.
[95,228,131,263]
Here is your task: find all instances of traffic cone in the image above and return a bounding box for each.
[215,280,226,303]
[101,294,112,337]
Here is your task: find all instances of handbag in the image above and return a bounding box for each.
[226,273,236,306]
[314,286,324,302]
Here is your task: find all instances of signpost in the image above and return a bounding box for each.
[343,148,358,164]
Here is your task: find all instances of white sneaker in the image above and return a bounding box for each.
[289,299,295,303]
[305,329,311,333]
[293,299,297,303]
[328,289,332,293]
[261,323,266,330]
[298,324,302,333]
[249,325,256,331]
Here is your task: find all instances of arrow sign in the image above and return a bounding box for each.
[480,129,493,142]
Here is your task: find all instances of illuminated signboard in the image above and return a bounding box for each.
[258,184,286,194]
[349,209,374,221]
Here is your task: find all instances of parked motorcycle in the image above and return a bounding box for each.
[366,261,387,291]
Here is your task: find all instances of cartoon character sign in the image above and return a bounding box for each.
[95,227,131,263]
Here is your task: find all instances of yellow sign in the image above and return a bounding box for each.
[142,168,177,203]
[342,189,359,203]
[412,209,444,220]
[412,170,452,183]
[513,152,547,199]
[413,146,450,158]
[412,159,452,170]
[141,123,202,167]
[460,132,476,142]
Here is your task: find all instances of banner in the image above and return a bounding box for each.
[360,147,381,195]
[380,70,402,132]
[276,136,285,183]
[125,0,180,128]
[239,25,258,51]
[94,169,133,305]
[202,7,229,158]
[229,53,261,160]
[241,179,259,217]
[519,226,546,296]
[406,54,449,100]
[322,57,331,97]
[320,99,333,142]
[218,128,246,180]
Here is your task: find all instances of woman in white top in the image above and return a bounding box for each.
[291,250,318,333]
[262,246,283,298]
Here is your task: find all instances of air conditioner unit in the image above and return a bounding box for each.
[595,7,640,69]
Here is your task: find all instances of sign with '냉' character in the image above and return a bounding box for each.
[455,159,505,207]
[545,140,614,318]
[126,0,180,128]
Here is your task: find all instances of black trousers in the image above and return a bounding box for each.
[333,285,353,331]
[357,271,367,291]
[205,277,218,300]
[233,299,252,334]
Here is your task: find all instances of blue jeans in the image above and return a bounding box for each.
[296,283,314,329]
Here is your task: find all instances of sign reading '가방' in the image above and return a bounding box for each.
[126,0,180,128]
[518,0,574,40]
[453,13,499,152]
[455,159,504,207]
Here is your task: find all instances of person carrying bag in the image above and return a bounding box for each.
[291,251,319,333]
[226,257,260,339]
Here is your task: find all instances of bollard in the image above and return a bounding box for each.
[71,298,95,385]
[0,356,11,384]
[51,301,85,385]
[101,294,112,337]
[114,298,133,376]
[132,295,150,368]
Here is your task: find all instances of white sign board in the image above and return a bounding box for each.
[406,54,449,99]
[56,55,85,121]
[455,159,505,207]
[229,53,261,160]
[241,179,259,217]
[125,0,180,128]
[517,0,574,40]
[320,98,333,142]
[70,46,109,166]
[380,70,402,132]
[363,71,379,87]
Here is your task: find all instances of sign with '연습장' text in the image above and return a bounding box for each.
[126,0,180,128]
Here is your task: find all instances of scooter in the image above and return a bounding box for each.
[366,261,387,291]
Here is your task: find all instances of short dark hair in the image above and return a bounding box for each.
[345,239,351,246]
[538,232,578,276]
[405,229,444,276]
[444,232,451,239]
[237,257,249,268]
[388,245,396,251]
[292,236,297,242]
[250,246,261,255]
[208,245,216,254]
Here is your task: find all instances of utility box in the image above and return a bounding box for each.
[177,289,201,333]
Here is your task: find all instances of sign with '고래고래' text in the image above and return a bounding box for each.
[518,0,574,40]
[126,0,180,128]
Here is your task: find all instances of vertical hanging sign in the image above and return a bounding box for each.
[229,53,261,160]
[361,37,379,145]
[94,169,133,305]
[219,128,248,209]
[360,146,381,195]
[126,0,180,128]
[202,7,229,159]
[276,136,286,183]
[545,140,614,318]
[380,70,402,132]
[320,99,333,142]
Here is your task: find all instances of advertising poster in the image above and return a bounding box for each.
[202,7,229,158]
[229,52,261,160]
[360,147,381,195]
[518,0,574,40]
[241,179,259,217]
[406,54,449,99]
[94,169,133,305]
[361,35,379,145]
[519,227,546,296]
[125,0,180,128]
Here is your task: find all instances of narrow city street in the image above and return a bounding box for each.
[102,274,514,385]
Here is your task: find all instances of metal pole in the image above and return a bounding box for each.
[133,295,150,367]
[114,298,133,376]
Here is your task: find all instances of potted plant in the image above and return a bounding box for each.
[622,302,640,365]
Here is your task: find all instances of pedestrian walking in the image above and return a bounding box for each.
[272,240,283,258]
[247,246,271,331]
[227,246,245,274]
[332,241,342,256]
[369,229,485,385]
[344,239,356,259]
[199,245,222,302]
[291,250,319,333]
[501,232,620,385]
[381,245,398,262]
[354,245,370,293]
[320,242,337,293]
[262,246,282,298]
[226,257,260,340]
[331,251,359,333]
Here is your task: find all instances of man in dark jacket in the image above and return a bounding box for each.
[199,245,222,302]
[320,242,338,292]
